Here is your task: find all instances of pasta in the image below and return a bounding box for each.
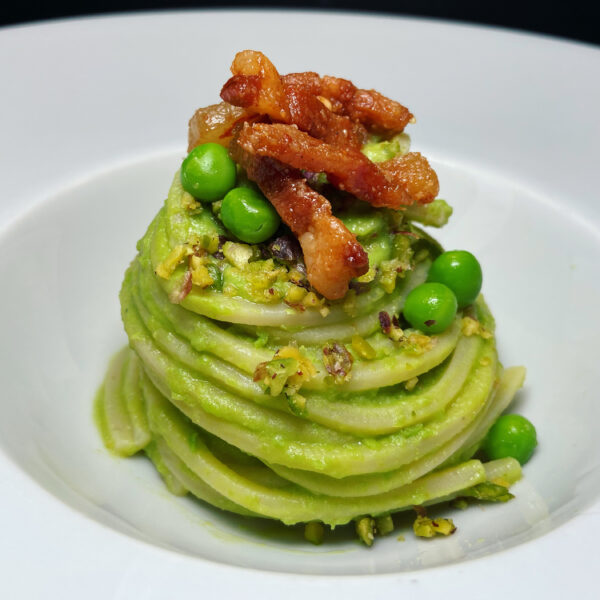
[95,51,527,546]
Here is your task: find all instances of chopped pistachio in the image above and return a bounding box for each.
[461,316,480,336]
[285,284,307,304]
[304,521,324,545]
[413,515,456,538]
[302,291,322,308]
[388,325,404,342]
[380,256,411,293]
[355,517,376,547]
[190,264,214,288]
[323,342,353,383]
[401,332,434,354]
[223,242,254,268]
[180,191,202,213]
[253,357,298,396]
[288,268,307,285]
[379,263,399,293]
[200,233,220,254]
[355,265,377,284]
[211,200,222,215]
[156,245,191,279]
[277,346,317,393]
[375,515,394,536]
[262,287,282,302]
[380,241,414,292]
[460,482,514,503]
[461,316,494,339]
[253,346,316,397]
[351,335,377,360]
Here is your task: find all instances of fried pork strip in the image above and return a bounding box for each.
[236,122,439,207]
[319,75,414,135]
[188,102,252,151]
[221,50,367,149]
[230,139,368,300]
[220,51,413,139]
[281,71,414,135]
[188,50,440,299]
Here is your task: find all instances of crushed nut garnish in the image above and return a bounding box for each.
[222,241,254,268]
[323,342,353,383]
[461,316,493,339]
[253,346,316,397]
[355,517,376,547]
[413,514,456,538]
[156,244,192,280]
[375,515,394,536]
[379,311,404,341]
[400,332,434,354]
[180,190,203,213]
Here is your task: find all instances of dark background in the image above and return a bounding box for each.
[1,1,599,47]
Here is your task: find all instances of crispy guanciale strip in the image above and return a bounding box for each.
[220,50,289,121]
[188,102,253,151]
[319,75,413,135]
[221,50,367,148]
[230,139,368,300]
[281,72,414,134]
[221,51,412,137]
[237,122,439,207]
[282,81,367,148]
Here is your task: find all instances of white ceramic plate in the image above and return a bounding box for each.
[1,10,599,598]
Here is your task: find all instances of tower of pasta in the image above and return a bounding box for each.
[96,51,528,546]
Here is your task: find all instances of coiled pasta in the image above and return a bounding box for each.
[95,174,525,542]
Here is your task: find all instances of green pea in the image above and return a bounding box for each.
[482,414,537,465]
[403,282,458,334]
[220,187,280,244]
[181,143,237,202]
[427,250,482,308]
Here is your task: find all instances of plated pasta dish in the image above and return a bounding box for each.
[95,51,536,546]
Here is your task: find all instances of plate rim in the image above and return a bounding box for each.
[1,9,599,598]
